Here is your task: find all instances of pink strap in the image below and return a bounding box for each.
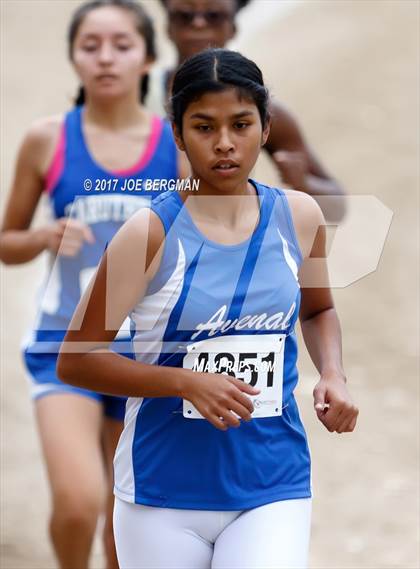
[112,115,163,176]
[45,123,65,194]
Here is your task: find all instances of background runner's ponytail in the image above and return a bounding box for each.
[74,87,85,107]
[68,0,156,106]
[169,48,270,135]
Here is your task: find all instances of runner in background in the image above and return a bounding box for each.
[58,48,358,569]
[147,0,345,221]
[0,1,183,568]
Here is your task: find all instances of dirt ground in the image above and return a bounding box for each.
[1,1,419,568]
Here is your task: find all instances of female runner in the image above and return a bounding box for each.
[58,48,358,569]
[150,0,345,221]
[0,1,183,567]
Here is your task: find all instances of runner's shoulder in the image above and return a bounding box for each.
[21,114,65,173]
[282,189,325,258]
[257,183,323,241]
[109,206,166,281]
[25,114,64,147]
[112,206,165,254]
[283,188,322,219]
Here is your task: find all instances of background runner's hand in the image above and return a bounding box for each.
[182,371,260,431]
[272,150,308,189]
[313,375,359,434]
[43,218,95,257]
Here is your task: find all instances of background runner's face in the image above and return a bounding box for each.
[176,88,269,192]
[71,7,150,101]
[166,0,237,61]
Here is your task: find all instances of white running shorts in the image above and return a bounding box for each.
[114,496,312,569]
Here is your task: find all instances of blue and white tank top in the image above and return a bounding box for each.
[25,106,178,353]
[114,181,311,510]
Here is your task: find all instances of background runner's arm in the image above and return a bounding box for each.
[0,118,92,264]
[264,102,345,222]
[0,123,51,263]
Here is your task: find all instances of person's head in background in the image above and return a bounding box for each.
[159,0,251,63]
[68,0,156,106]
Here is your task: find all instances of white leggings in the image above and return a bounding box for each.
[114,497,312,569]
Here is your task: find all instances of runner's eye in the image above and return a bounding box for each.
[169,9,231,27]
[82,44,98,52]
[204,11,231,25]
[195,124,212,132]
[234,122,250,130]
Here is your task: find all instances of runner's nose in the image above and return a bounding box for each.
[215,128,234,153]
[98,41,114,64]
[191,14,208,29]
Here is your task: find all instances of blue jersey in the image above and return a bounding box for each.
[25,106,178,354]
[114,181,311,510]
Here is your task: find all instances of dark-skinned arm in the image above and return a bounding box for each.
[288,191,358,433]
[265,102,346,222]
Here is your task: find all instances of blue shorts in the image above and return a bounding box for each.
[23,350,127,421]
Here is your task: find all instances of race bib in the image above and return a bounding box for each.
[182,334,285,419]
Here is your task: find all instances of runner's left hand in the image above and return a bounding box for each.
[313,375,359,433]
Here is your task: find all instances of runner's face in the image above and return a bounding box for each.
[175,88,270,193]
[166,0,237,61]
[71,7,150,101]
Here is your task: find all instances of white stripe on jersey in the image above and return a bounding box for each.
[278,230,299,281]
[114,240,186,501]
[131,239,186,364]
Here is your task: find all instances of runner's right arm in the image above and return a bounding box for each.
[57,208,258,430]
[0,118,93,264]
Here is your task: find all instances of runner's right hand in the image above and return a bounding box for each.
[43,218,95,256]
[182,371,260,431]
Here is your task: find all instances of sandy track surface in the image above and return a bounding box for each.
[1,1,418,567]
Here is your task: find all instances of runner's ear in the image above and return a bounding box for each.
[141,60,153,75]
[261,119,271,146]
[172,123,185,151]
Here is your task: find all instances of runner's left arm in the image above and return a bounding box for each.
[288,191,358,433]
